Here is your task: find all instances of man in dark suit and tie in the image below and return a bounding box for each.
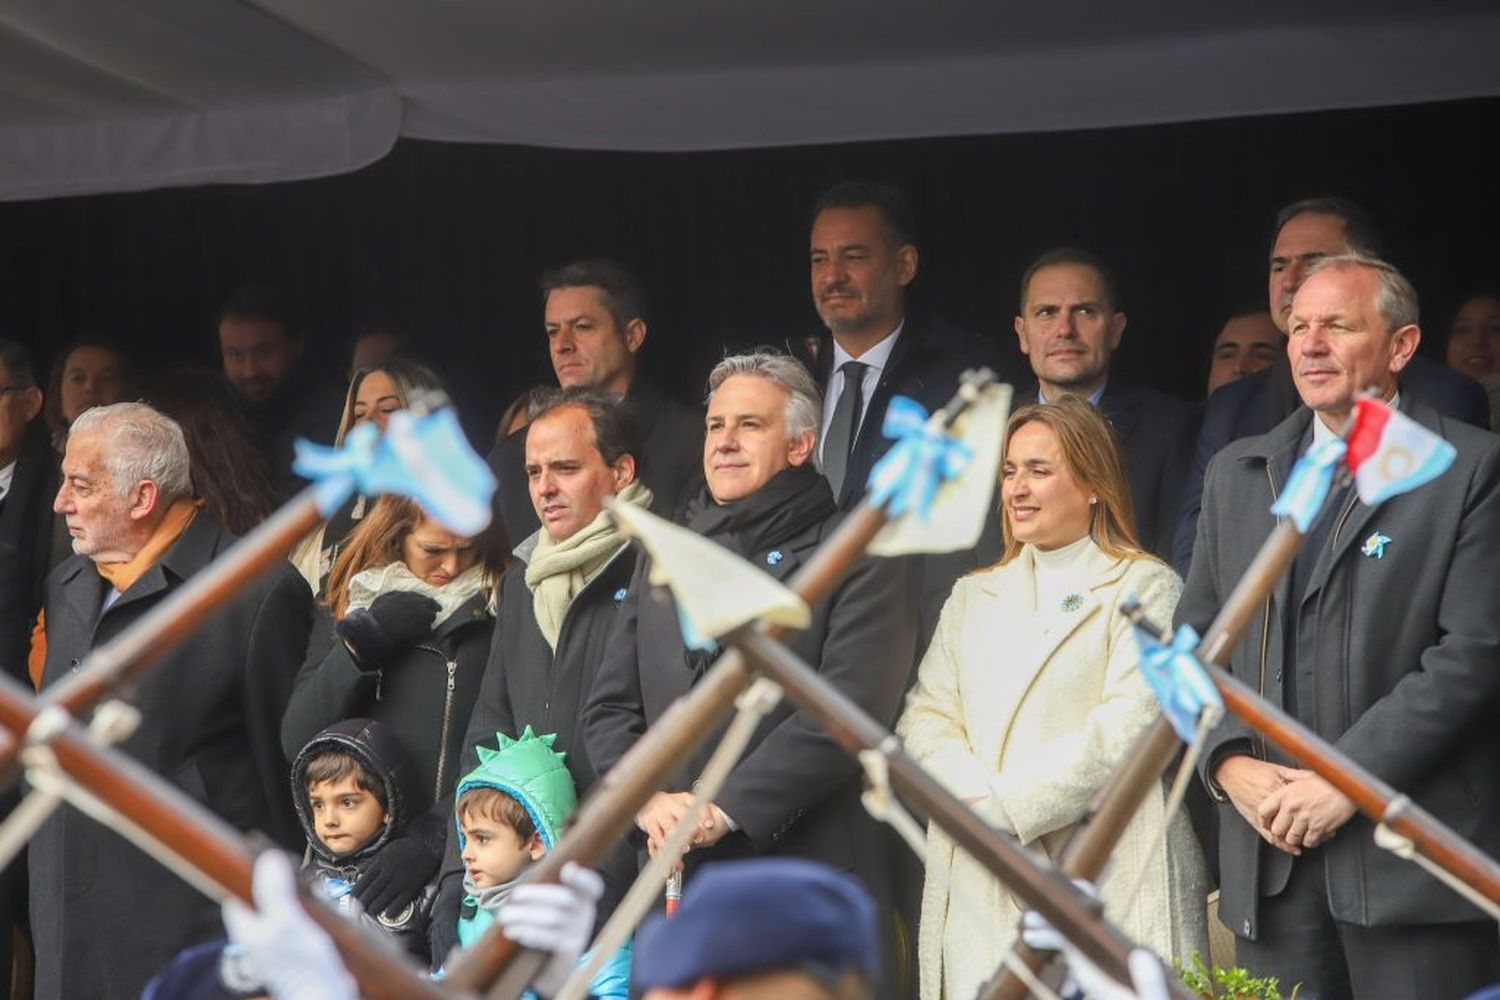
[1012,248,1199,559]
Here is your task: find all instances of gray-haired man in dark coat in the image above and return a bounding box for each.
[33,402,311,1000]
[1177,254,1500,999]
[584,351,915,999]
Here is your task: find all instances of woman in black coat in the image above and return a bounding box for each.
[281,494,506,918]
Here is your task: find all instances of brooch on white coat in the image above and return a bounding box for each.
[1360,531,1391,559]
[1060,593,1084,612]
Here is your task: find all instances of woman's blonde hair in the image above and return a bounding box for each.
[333,358,446,446]
[997,397,1147,565]
[323,495,508,618]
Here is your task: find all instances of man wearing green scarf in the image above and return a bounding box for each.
[432,387,654,963]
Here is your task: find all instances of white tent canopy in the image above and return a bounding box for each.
[2,0,1497,201]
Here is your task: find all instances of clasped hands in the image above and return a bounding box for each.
[1215,754,1357,855]
[635,791,732,869]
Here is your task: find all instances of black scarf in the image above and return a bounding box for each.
[684,464,836,557]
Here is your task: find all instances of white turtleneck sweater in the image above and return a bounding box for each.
[1027,533,1095,613]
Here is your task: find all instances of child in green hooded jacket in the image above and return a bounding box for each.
[451,726,630,998]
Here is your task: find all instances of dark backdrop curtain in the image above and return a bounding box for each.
[0,97,1495,442]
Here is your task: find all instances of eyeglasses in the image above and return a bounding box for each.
[0,385,32,395]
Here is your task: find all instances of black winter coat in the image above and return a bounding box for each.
[30,513,312,1000]
[583,475,916,904]
[291,718,440,965]
[282,591,494,814]
[459,538,637,794]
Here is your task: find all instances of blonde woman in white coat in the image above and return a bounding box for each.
[898,398,1208,1000]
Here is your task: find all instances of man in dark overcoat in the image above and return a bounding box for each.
[429,388,647,961]
[1177,254,1500,998]
[32,401,311,999]
[584,350,914,997]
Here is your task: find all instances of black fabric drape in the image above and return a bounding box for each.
[0,98,1495,445]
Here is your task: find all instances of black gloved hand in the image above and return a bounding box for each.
[351,834,441,920]
[427,872,465,972]
[335,591,440,666]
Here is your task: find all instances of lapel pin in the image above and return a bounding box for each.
[613,587,628,603]
[1360,531,1391,559]
[766,550,784,566]
[1060,593,1084,612]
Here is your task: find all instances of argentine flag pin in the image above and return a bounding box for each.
[1361,531,1391,559]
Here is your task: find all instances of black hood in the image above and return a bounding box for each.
[290,718,422,866]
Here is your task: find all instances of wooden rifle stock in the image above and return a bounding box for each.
[0,672,455,1000]
[983,520,1306,1000]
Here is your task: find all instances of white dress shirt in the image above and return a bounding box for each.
[818,322,904,466]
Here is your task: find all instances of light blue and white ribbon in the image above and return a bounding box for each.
[292,407,496,534]
[866,396,973,520]
[1269,438,1347,532]
[1132,622,1224,743]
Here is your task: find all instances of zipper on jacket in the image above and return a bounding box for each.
[433,658,458,801]
[1329,488,1359,548]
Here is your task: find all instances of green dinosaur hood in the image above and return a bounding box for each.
[454,726,576,850]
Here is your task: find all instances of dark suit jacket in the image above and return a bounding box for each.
[1021,379,1199,561]
[29,513,313,1000]
[815,315,1005,510]
[816,316,1008,645]
[0,423,59,680]
[488,378,704,539]
[1172,355,1490,572]
[1176,399,1500,938]
[582,510,916,901]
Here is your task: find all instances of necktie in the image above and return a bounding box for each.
[823,360,868,498]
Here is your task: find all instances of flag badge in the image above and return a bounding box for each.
[1345,397,1456,505]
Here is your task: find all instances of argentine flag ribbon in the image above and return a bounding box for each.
[1345,397,1456,505]
[866,396,974,520]
[293,407,496,535]
[1132,623,1224,743]
[1269,437,1348,532]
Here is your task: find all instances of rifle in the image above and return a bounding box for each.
[0,670,458,999]
[1126,607,1500,914]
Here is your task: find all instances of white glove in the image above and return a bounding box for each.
[1020,888,1170,1000]
[496,862,604,998]
[222,850,359,1000]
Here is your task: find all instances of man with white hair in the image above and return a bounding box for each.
[584,351,915,997]
[32,402,314,1000]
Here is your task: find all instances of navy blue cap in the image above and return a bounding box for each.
[631,858,879,989]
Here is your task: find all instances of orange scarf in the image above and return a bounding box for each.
[27,497,200,689]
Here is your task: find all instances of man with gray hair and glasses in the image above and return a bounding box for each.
[33,401,314,999]
[585,350,914,998]
[1177,254,1500,998]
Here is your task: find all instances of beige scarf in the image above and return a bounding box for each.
[524,481,652,649]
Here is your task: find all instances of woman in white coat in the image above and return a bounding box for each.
[898,398,1208,1000]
